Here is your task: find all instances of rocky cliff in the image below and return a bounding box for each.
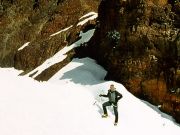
[76,0,180,123]
[0,0,99,71]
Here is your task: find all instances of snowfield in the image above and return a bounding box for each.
[0,58,179,135]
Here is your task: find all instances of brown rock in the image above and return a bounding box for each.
[81,0,180,123]
[0,0,99,68]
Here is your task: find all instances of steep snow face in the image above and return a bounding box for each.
[0,58,179,135]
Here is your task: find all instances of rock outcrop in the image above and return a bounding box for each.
[77,0,180,123]
[0,0,99,71]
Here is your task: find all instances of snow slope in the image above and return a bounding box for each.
[0,58,179,135]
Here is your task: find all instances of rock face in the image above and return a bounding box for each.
[77,0,180,123]
[0,0,99,70]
